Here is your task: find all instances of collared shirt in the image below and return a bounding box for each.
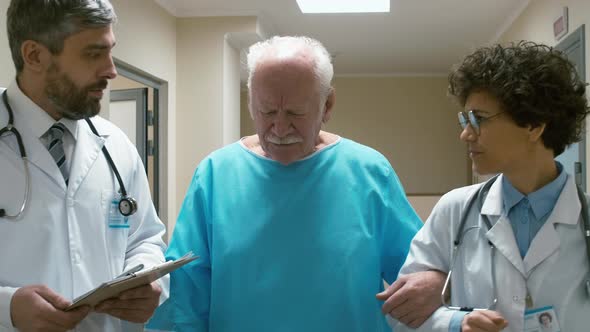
[502,162,567,257]
[7,80,78,176]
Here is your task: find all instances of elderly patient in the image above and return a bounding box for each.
[148,36,443,331]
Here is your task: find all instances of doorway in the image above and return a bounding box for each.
[108,58,168,221]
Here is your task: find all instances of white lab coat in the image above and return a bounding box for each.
[391,174,590,332]
[0,84,169,331]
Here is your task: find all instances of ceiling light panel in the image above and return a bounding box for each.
[296,0,390,14]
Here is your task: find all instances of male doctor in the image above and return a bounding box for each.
[0,0,167,331]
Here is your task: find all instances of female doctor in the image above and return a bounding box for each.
[386,41,590,332]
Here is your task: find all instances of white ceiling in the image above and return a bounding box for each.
[154,0,531,75]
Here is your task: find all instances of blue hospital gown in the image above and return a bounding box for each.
[149,138,422,331]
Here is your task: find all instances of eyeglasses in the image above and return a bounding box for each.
[458,110,505,135]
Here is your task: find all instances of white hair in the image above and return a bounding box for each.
[246,36,334,103]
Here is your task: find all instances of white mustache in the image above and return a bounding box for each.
[266,134,303,145]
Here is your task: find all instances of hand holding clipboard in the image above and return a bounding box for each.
[66,252,198,311]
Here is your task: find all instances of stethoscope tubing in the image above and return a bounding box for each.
[445,174,590,307]
[0,91,30,219]
[0,90,136,219]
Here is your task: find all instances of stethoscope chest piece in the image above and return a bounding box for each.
[85,118,138,218]
[118,196,137,217]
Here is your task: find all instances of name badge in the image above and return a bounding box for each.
[524,306,560,332]
[107,198,129,228]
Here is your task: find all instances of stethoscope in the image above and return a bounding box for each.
[0,90,137,220]
[441,174,590,312]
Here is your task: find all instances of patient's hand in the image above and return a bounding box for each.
[462,310,507,332]
[376,270,446,328]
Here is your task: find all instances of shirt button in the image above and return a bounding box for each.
[513,296,519,302]
[67,198,74,207]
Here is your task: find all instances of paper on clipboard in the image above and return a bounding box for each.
[66,252,198,311]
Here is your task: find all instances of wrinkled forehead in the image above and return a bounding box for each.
[251,58,320,104]
[253,56,317,85]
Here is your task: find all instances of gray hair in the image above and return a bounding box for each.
[246,36,334,104]
[7,0,117,72]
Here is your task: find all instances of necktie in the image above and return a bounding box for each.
[45,123,69,185]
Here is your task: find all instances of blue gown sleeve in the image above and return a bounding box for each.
[449,311,468,332]
[148,166,213,331]
[379,164,423,284]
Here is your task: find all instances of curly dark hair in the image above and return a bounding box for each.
[448,41,589,156]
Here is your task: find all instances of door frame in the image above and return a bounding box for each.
[556,24,586,189]
[113,58,168,219]
[110,88,148,168]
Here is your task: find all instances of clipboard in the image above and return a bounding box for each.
[66,252,198,311]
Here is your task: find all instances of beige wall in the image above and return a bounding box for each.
[241,89,252,135]
[110,0,177,238]
[329,76,467,194]
[176,16,257,214]
[223,38,242,145]
[0,1,13,85]
[408,196,442,222]
[241,76,469,194]
[500,0,589,47]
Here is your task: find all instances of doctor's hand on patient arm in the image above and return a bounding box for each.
[10,285,91,332]
[376,270,446,328]
[94,281,161,323]
[461,310,508,332]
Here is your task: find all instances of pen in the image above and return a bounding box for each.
[115,263,144,278]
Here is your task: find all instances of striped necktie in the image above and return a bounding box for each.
[45,123,69,185]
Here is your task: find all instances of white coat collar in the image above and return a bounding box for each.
[6,80,80,141]
[524,174,579,274]
[4,81,68,189]
[67,120,106,197]
[7,80,56,139]
[482,173,579,277]
[542,174,580,226]
[480,174,504,216]
[3,80,111,193]
[470,175,525,275]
